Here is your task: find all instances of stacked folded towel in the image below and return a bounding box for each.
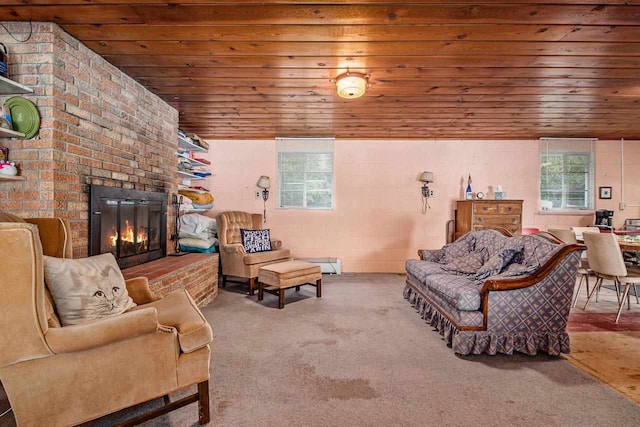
[178,213,218,253]
[179,188,214,211]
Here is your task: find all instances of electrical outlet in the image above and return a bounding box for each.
[255,191,261,199]
[429,190,434,197]
[619,201,626,210]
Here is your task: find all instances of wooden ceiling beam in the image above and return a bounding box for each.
[103,54,640,69]
[4,1,638,5]
[64,24,640,43]
[3,4,640,25]
[138,77,640,89]
[120,67,640,80]
[86,40,640,57]
[149,85,640,96]
[166,96,640,104]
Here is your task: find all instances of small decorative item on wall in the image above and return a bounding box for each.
[3,96,41,139]
[599,186,612,199]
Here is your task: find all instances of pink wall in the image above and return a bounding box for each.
[199,139,639,273]
[595,139,640,228]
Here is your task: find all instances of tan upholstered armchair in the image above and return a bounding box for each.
[217,211,290,295]
[0,218,212,426]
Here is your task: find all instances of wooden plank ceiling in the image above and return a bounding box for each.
[1,1,640,139]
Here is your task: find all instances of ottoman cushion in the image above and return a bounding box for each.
[259,260,321,288]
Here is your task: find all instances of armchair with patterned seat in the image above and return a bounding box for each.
[216,211,290,295]
[0,216,212,426]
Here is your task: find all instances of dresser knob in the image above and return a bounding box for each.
[477,217,483,223]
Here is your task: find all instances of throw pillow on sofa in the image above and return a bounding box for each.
[500,262,538,277]
[442,248,487,274]
[43,253,136,326]
[240,228,272,253]
[440,234,476,264]
[474,240,525,280]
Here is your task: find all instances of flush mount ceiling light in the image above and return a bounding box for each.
[335,71,369,99]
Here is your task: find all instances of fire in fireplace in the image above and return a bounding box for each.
[108,220,149,254]
[89,185,167,269]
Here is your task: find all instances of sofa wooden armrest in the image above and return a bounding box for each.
[45,308,160,353]
[482,243,585,293]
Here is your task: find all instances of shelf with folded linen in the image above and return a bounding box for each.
[177,213,218,254]
[179,187,214,212]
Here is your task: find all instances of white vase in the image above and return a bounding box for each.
[0,164,18,176]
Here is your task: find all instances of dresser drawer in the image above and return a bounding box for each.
[474,224,521,235]
[474,215,521,226]
[499,203,522,214]
[473,203,499,214]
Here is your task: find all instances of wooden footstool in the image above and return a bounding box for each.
[258,260,322,309]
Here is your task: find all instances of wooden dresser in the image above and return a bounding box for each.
[454,200,523,240]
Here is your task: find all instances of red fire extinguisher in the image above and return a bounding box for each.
[0,43,7,78]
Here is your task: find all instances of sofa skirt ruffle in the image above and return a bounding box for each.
[403,284,570,356]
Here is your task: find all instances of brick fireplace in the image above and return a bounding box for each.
[0,22,217,305]
[0,23,178,256]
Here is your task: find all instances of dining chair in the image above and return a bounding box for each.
[582,232,640,323]
[571,226,601,242]
[548,228,592,307]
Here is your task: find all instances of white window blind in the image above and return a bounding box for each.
[276,138,334,210]
[540,138,596,210]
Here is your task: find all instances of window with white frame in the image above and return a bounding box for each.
[539,138,595,210]
[277,138,334,209]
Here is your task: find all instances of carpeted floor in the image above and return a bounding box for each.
[2,273,640,427]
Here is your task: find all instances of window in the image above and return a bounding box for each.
[540,138,595,210]
[277,138,334,209]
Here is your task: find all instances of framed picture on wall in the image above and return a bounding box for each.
[599,186,612,199]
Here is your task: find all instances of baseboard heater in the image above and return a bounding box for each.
[297,257,342,275]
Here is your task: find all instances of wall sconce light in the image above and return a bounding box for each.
[256,175,270,222]
[335,70,370,99]
[419,171,434,214]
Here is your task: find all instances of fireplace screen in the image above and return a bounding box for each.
[90,186,167,269]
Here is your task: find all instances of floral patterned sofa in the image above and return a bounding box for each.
[404,229,583,356]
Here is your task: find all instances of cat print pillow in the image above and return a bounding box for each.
[43,253,136,326]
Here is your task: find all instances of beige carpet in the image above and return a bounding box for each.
[2,274,640,427]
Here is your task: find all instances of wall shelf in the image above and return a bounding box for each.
[177,132,211,210]
[180,208,210,213]
[178,135,207,153]
[0,75,33,95]
[0,128,25,138]
[0,175,26,181]
[178,153,210,167]
[178,170,206,180]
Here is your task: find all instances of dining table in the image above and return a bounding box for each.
[617,239,640,252]
[576,232,640,259]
